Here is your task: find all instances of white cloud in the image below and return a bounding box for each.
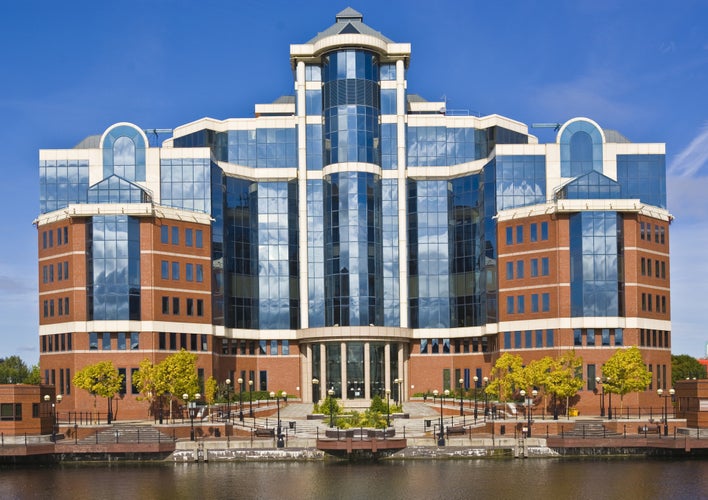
[668,123,708,178]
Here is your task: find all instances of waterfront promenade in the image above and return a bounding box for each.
[1,401,707,462]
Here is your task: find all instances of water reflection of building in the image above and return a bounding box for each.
[36,8,671,419]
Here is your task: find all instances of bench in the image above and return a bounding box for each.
[447,425,466,436]
[255,427,275,437]
[638,425,660,435]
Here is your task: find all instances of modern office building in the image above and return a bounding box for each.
[37,8,671,419]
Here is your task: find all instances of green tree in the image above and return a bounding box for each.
[73,361,124,423]
[521,356,554,408]
[486,353,525,403]
[545,351,583,417]
[602,347,652,411]
[204,376,217,405]
[671,354,707,384]
[134,350,199,420]
[133,357,170,418]
[0,355,36,384]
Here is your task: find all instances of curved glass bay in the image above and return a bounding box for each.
[1,459,706,500]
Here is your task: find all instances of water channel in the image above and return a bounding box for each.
[1,458,706,499]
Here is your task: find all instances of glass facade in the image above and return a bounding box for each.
[322,50,380,165]
[102,125,146,182]
[560,120,603,177]
[324,172,383,326]
[408,180,450,328]
[87,215,141,320]
[40,159,89,213]
[496,155,546,210]
[570,211,623,317]
[160,158,211,213]
[617,154,666,209]
[88,175,151,204]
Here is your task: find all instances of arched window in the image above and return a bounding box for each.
[560,119,603,177]
[101,123,147,182]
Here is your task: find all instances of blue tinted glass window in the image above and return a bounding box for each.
[525,330,532,348]
[516,225,523,244]
[186,263,193,281]
[516,261,524,279]
[381,123,397,170]
[160,158,211,213]
[614,328,623,346]
[185,229,193,247]
[514,331,521,348]
[379,63,396,81]
[570,212,621,317]
[87,175,150,204]
[530,258,538,277]
[535,330,543,348]
[161,260,169,280]
[531,294,539,312]
[541,257,549,276]
[546,329,554,347]
[196,264,203,282]
[196,230,203,248]
[161,226,168,244]
[560,120,603,177]
[506,262,513,280]
[573,328,582,346]
[306,90,323,115]
[530,223,537,242]
[306,124,323,170]
[381,89,396,114]
[586,329,595,346]
[496,155,546,210]
[39,159,90,214]
[172,262,180,280]
[542,293,550,311]
[617,155,666,209]
[517,296,525,314]
[541,222,548,240]
[171,227,179,245]
[506,227,513,245]
[507,296,514,314]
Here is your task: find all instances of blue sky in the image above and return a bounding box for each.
[1,0,706,363]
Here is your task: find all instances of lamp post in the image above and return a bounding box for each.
[521,389,537,437]
[432,389,449,446]
[483,377,489,422]
[225,378,232,423]
[183,392,201,441]
[473,375,479,423]
[237,377,244,422]
[607,377,613,420]
[657,388,675,436]
[43,394,62,442]
[595,376,605,417]
[270,391,287,448]
[248,379,254,417]
[458,378,465,416]
[393,378,401,406]
[386,388,391,427]
[312,377,320,404]
[328,388,335,427]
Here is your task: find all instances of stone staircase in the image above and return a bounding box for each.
[562,420,622,438]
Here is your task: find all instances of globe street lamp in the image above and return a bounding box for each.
[225,378,232,423]
[657,388,675,436]
[270,391,287,448]
[183,392,201,441]
[248,379,254,418]
[328,388,335,427]
[433,389,449,446]
[237,377,244,422]
[520,389,538,438]
[458,378,465,416]
[473,375,479,423]
[595,376,605,417]
[312,378,320,404]
[385,388,391,428]
[44,394,62,442]
[483,377,489,422]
